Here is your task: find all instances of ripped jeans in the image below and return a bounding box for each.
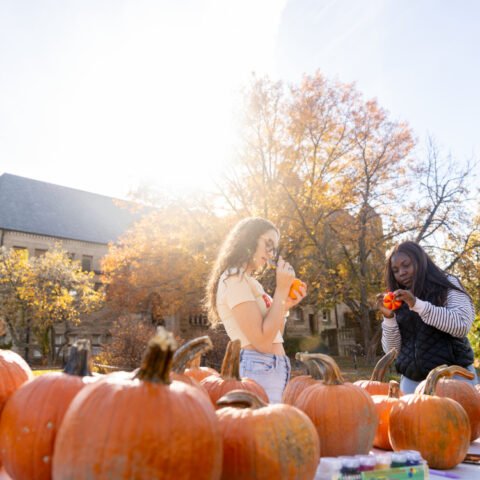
[239,349,291,403]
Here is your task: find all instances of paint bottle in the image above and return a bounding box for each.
[339,456,360,479]
[403,450,423,466]
[390,451,407,468]
[374,452,391,470]
[315,457,341,480]
[355,454,376,471]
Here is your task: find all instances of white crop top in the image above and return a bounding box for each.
[216,269,284,348]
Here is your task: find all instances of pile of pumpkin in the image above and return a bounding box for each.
[0,333,479,479]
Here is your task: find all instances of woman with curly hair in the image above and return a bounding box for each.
[205,217,306,403]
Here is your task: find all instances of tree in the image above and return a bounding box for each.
[0,245,103,364]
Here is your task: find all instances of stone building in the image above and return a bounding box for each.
[0,173,145,361]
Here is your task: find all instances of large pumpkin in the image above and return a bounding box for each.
[354,348,403,396]
[414,365,480,441]
[389,365,470,469]
[216,390,320,480]
[52,328,222,480]
[294,354,378,457]
[282,352,323,405]
[200,340,268,405]
[0,349,33,414]
[0,340,97,480]
[372,380,401,450]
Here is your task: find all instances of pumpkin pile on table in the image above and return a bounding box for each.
[1,339,479,477]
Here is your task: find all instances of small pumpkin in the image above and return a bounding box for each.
[414,365,480,441]
[0,340,97,480]
[171,335,219,383]
[389,364,471,469]
[372,380,401,450]
[216,390,319,480]
[200,340,268,406]
[282,352,323,405]
[354,348,403,396]
[294,354,378,457]
[52,328,222,479]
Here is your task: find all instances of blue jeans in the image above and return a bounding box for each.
[239,349,291,403]
[400,364,479,394]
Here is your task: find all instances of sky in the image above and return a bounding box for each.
[1,0,479,200]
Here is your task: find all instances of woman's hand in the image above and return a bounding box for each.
[285,283,307,309]
[376,293,395,319]
[393,289,416,308]
[275,256,296,293]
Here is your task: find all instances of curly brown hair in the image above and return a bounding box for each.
[204,217,278,326]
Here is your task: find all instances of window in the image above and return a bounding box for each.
[55,334,64,345]
[92,335,102,345]
[188,314,209,326]
[291,308,303,324]
[34,248,47,257]
[67,252,75,260]
[13,246,26,250]
[322,310,331,323]
[94,282,102,291]
[81,255,93,271]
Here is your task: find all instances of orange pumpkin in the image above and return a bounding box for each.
[52,328,222,479]
[200,340,268,406]
[383,291,402,310]
[216,390,320,480]
[354,348,403,396]
[414,365,480,441]
[0,349,33,414]
[171,335,219,383]
[294,354,378,457]
[389,365,470,469]
[372,380,401,450]
[0,340,98,480]
[282,352,323,405]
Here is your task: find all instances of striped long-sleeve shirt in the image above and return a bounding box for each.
[381,276,475,355]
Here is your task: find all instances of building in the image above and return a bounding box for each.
[0,173,145,360]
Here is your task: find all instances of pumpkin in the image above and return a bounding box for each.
[0,349,34,414]
[289,278,306,299]
[354,348,403,396]
[216,390,319,480]
[294,354,377,457]
[200,340,268,406]
[0,340,97,480]
[52,328,222,480]
[282,352,323,405]
[372,380,401,450]
[171,335,219,383]
[383,291,402,310]
[389,364,470,469]
[414,365,480,441]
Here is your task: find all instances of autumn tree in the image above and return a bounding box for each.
[101,196,230,329]
[0,245,103,364]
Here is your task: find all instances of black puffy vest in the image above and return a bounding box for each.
[394,294,474,382]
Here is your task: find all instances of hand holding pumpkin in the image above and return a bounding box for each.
[383,291,402,311]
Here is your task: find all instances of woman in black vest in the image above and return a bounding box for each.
[376,241,477,394]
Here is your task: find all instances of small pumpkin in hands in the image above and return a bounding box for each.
[289,278,306,299]
[383,291,402,310]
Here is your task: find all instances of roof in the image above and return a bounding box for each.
[0,173,146,244]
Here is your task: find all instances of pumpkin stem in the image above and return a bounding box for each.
[388,380,400,399]
[220,340,241,380]
[423,364,475,396]
[216,389,268,410]
[370,348,398,382]
[171,335,213,373]
[134,328,177,384]
[305,354,344,385]
[63,339,93,377]
[295,352,325,379]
